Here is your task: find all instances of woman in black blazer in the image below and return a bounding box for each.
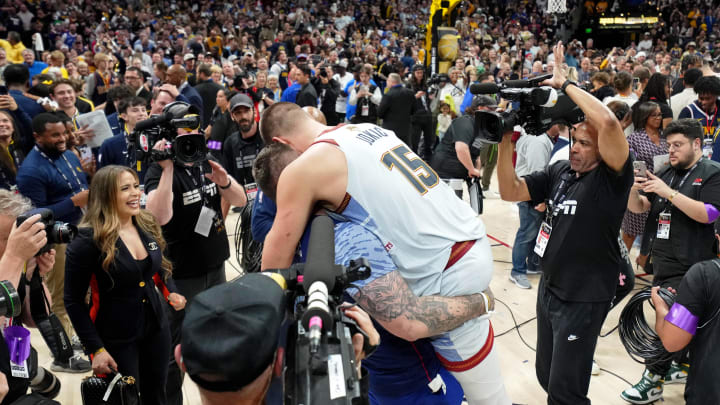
[65,165,185,404]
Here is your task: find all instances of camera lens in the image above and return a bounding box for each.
[30,367,61,399]
[47,222,78,245]
[175,134,208,165]
[0,280,21,318]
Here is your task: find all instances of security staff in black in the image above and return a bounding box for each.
[221,93,264,186]
[624,118,720,404]
[144,145,247,405]
[497,42,633,405]
[651,259,720,405]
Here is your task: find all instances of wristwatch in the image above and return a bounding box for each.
[561,80,577,93]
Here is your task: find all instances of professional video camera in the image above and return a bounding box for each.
[16,209,77,256]
[427,73,450,93]
[127,101,208,166]
[472,74,585,143]
[266,216,373,405]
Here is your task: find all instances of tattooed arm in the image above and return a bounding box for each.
[352,270,494,341]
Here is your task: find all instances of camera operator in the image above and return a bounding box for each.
[313,66,340,126]
[406,65,434,161]
[430,96,497,198]
[649,258,720,405]
[622,118,720,404]
[174,274,380,405]
[144,112,247,405]
[497,42,633,405]
[0,190,61,404]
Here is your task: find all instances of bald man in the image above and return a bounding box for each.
[167,64,204,123]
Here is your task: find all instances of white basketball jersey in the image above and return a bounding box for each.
[317,124,485,288]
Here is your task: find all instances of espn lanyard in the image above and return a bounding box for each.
[185,166,211,207]
[659,161,700,206]
[34,146,86,194]
[545,172,578,226]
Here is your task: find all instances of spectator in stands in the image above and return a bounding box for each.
[49,79,95,142]
[590,71,616,101]
[124,67,152,107]
[4,64,44,121]
[22,49,46,81]
[671,68,702,120]
[679,76,720,162]
[604,71,638,107]
[166,64,203,120]
[0,32,25,64]
[41,51,69,80]
[636,73,673,129]
[85,53,115,109]
[0,110,24,191]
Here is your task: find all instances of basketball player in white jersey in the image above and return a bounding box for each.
[259,103,510,405]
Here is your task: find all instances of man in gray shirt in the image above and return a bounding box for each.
[509,125,555,288]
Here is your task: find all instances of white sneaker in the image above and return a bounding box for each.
[483,190,500,199]
[591,360,600,375]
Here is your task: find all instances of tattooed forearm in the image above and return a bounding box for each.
[353,270,491,339]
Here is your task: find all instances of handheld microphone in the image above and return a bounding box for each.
[301,216,337,350]
[469,82,500,94]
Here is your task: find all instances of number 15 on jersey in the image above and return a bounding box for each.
[381,145,439,195]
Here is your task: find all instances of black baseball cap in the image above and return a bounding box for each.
[229,93,253,111]
[181,274,286,392]
[471,95,498,109]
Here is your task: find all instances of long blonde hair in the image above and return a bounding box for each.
[80,165,172,276]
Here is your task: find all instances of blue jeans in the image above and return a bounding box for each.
[512,201,543,275]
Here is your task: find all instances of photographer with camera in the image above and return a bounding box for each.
[0,190,63,403]
[496,42,633,405]
[313,66,341,126]
[174,273,380,405]
[15,112,92,373]
[348,65,382,124]
[143,103,247,405]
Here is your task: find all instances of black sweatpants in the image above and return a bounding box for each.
[411,118,435,162]
[106,302,171,405]
[165,265,226,405]
[536,277,611,405]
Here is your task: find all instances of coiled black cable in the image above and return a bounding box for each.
[618,287,676,365]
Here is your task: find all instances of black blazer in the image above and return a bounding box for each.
[378,85,417,144]
[296,83,318,108]
[194,79,225,126]
[65,226,177,354]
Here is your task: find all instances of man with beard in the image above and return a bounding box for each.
[222,94,264,190]
[623,119,720,404]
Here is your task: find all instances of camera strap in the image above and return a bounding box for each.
[34,146,86,194]
[545,171,577,226]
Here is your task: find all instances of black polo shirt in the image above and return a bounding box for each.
[221,130,264,185]
[675,259,720,405]
[144,162,230,279]
[523,153,633,302]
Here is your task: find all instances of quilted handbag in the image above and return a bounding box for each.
[80,371,139,405]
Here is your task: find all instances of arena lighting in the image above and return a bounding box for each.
[598,15,659,29]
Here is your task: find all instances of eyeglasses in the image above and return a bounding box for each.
[667,141,689,150]
[650,112,663,117]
